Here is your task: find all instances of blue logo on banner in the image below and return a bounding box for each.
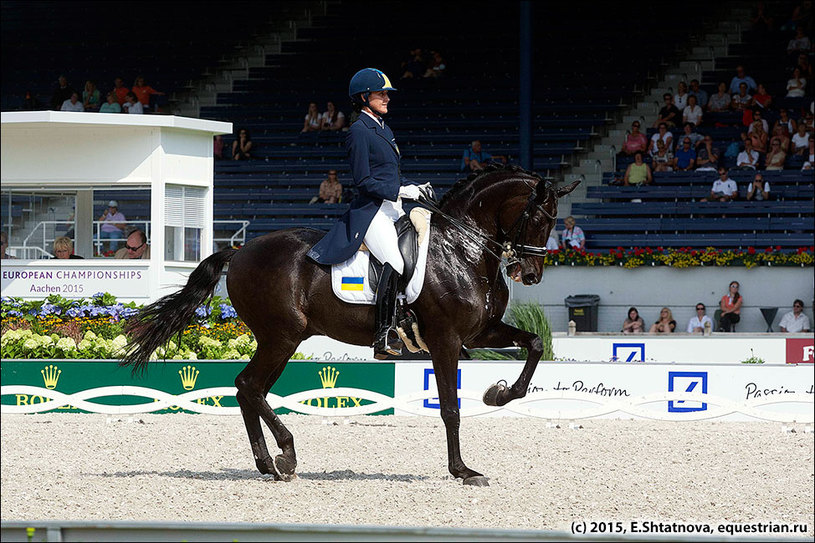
[613,343,645,362]
[423,368,461,409]
[668,371,708,412]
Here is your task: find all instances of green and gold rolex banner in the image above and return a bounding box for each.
[1,360,395,415]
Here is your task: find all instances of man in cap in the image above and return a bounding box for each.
[98,200,127,254]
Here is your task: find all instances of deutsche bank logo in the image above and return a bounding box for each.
[423,368,461,409]
[668,371,708,412]
[613,343,645,362]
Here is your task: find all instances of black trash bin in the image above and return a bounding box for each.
[564,294,601,332]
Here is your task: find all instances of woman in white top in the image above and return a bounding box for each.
[320,101,346,131]
[682,95,703,126]
[301,102,321,132]
[786,67,807,98]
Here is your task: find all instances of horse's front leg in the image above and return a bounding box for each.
[429,338,489,486]
[468,321,543,407]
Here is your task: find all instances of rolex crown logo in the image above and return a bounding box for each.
[41,364,61,390]
[179,365,199,391]
[319,366,339,389]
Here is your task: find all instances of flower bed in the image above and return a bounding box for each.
[0,293,276,360]
[543,246,814,269]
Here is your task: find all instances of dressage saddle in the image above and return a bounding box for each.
[367,214,419,292]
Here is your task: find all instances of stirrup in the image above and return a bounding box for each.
[373,326,402,359]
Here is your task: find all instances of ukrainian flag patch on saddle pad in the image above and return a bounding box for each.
[340,276,364,291]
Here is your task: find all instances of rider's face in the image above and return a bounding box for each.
[367,90,389,116]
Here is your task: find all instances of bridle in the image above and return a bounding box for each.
[417,178,556,267]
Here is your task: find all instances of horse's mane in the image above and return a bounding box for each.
[439,163,544,211]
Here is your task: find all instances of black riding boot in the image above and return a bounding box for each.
[373,263,402,359]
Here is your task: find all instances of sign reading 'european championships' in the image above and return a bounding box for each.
[1,266,150,299]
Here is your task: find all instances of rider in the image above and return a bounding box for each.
[307,68,432,358]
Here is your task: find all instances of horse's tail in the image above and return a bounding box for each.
[120,248,238,374]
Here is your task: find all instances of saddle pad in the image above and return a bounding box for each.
[331,213,432,305]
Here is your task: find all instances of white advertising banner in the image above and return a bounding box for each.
[394,361,814,422]
[1,264,150,299]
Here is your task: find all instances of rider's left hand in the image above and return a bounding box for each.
[418,183,436,202]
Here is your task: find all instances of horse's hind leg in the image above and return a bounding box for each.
[470,322,542,407]
[235,341,298,480]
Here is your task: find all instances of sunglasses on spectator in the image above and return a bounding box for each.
[125,242,145,251]
[696,306,705,311]
[794,304,803,308]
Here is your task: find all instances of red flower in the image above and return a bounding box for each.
[646,247,653,254]
[748,247,756,255]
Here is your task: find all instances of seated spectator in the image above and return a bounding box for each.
[562,216,585,250]
[773,108,797,137]
[785,67,807,98]
[743,121,768,153]
[804,161,813,170]
[673,138,696,171]
[1,231,15,259]
[702,168,738,202]
[674,81,690,111]
[623,152,652,185]
[99,200,127,252]
[112,77,130,106]
[651,139,674,172]
[695,136,721,171]
[731,82,753,111]
[310,170,343,204]
[98,92,121,113]
[736,139,760,169]
[320,101,346,131]
[747,108,769,134]
[787,27,811,59]
[649,307,677,334]
[422,50,446,78]
[771,124,791,154]
[50,75,76,111]
[718,281,742,332]
[752,83,773,110]
[707,82,731,112]
[622,307,645,334]
[301,102,321,133]
[114,229,150,259]
[22,90,40,110]
[688,79,708,108]
[686,303,712,333]
[122,92,143,114]
[53,236,83,259]
[750,1,774,31]
[728,65,757,94]
[805,112,815,135]
[82,80,100,112]
[809,138,815,163]
[60,92,84,112]
[620,121,648,156]
[764,139,787,171]
[545,228,559,251]
[400,48,426,79]
[213,135,224,160]
[682,95,703,126]
[131,76,164,112]
[654,93,681,129]
[649,123,673,154]
[791,123,810,155]
[796,53,813,80]
[779,299,811,333]
[461,140,505,172]
[746,173,771,200]
[232,128,253,160]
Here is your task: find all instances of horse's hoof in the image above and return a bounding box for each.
[483,382,509,406]
[463,475,490,487]
[256,458,275,475]
[272,454,297,482]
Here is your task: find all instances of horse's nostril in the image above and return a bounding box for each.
[523,273,537,284]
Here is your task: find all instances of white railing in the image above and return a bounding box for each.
[15,220,249,257]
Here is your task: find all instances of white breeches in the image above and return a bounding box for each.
[363,199,405,275]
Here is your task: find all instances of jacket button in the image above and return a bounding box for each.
[355,232,359,239]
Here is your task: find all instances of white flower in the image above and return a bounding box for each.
[23,338,39,351]
[84,330,97,341]
[56,337,77,352]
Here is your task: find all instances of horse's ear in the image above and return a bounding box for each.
[556,179,581,198]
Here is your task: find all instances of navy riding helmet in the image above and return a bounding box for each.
[348,68,396,107]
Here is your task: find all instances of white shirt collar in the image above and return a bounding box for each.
[362,110,384,128]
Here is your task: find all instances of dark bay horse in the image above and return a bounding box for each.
[122,165,579,486]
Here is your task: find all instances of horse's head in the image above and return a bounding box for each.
[439,165,580,285]
[501,174,579,285]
